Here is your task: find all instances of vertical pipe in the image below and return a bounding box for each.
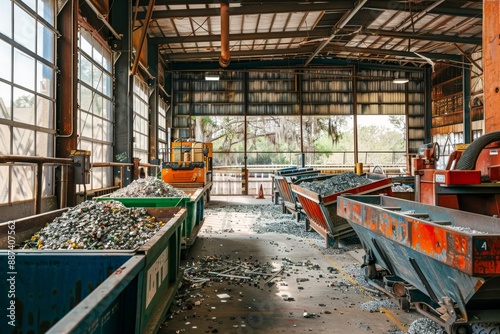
[35,163,43,214]
[463,62,471,143]
[352,66,359,164]
[424,66,432,143]
[133,157,140,180]
[219,2,230,68]
[148,43,159,162]
[60,165,68,208]
[56,0,78,206]
[298,73,305,167]
[243,72,248,195]
[405,79,410,172]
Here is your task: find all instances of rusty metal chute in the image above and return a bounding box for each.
[337,194,500,334]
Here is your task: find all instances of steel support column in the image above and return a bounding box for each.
[56,0,78,206]
[353,66,358,164]
[243,72,248,195]
[484,0,500,133]
[298,73,305,167]
[148,43,159,165]
[111,0,133,186]
[424,66,432,142]
[463,63,471,143]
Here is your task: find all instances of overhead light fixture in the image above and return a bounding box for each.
[205,74,220,81]
[393,77,409,84]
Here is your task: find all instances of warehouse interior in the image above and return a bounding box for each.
[1,1,500,333]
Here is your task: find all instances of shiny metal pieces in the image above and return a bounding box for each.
[391,184,414,192]
[22,200,166,250]
[110,176,189,198]
[299,172,372,196]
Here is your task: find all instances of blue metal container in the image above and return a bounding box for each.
[0,251,136,333]
[0,206,186,334]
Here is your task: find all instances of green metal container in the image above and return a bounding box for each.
[135,208,185,333]
[0,206,187,334]
[98,187,206,251]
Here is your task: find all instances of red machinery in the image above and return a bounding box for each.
[414,131,500,216]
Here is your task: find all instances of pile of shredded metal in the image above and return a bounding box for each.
[19,200,166,250]
[407,318,444,334]
[391,184,414,192]
[297,172,372,195]
[182,254,280,288]
[109,176,188,198]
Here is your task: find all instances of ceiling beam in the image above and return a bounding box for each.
[137,1,481,20]
[162,45,463,62]
[150,29,332,44]
[150,27,481,46]
[137,3,349,20]
[305,0,367,66]
[345,28,482,45]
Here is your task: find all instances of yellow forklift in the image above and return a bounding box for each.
[161,139,213,200]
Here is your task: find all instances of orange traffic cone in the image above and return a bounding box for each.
[256,184,265,199]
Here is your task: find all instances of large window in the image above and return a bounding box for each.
[0,0,56,203]
[133,76,150,164]
[194,115,246,166]
[356,115,406,166]
[433,132,464,170]
[77,23,114,191]
[247,116,301,165]
[302,115,354,166]
[158,96,169,160]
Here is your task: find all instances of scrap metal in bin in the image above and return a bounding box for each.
[0,205,187,334]
[273,167,320,218]
[291,173,393,248]
[98,187,206,254]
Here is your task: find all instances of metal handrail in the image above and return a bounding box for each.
[0,155,73,214]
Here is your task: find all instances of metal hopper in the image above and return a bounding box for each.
[291,173,392,247]
[337,194,500,334]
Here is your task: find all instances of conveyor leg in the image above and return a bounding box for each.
[305,218,311,232]
[327,234,339,249]
[442,296,461,334]
[361,250,378,279]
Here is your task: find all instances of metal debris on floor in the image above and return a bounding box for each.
[407,318,444,334]
[360,300,398,312]
[19,200,166,250]
[161,199,445,334]
[108,176,188,197]
[182,254,281,287]
[206,204,363,255]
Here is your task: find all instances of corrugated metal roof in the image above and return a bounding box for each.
[136,0,482,68]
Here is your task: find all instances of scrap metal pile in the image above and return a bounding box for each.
[182,254,282,289]
[109,176,188,198]
[19,200,166,250]
[298,172,372,195]
[391,184,414,192]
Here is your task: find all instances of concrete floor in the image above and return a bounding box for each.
[158,196,420,334]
